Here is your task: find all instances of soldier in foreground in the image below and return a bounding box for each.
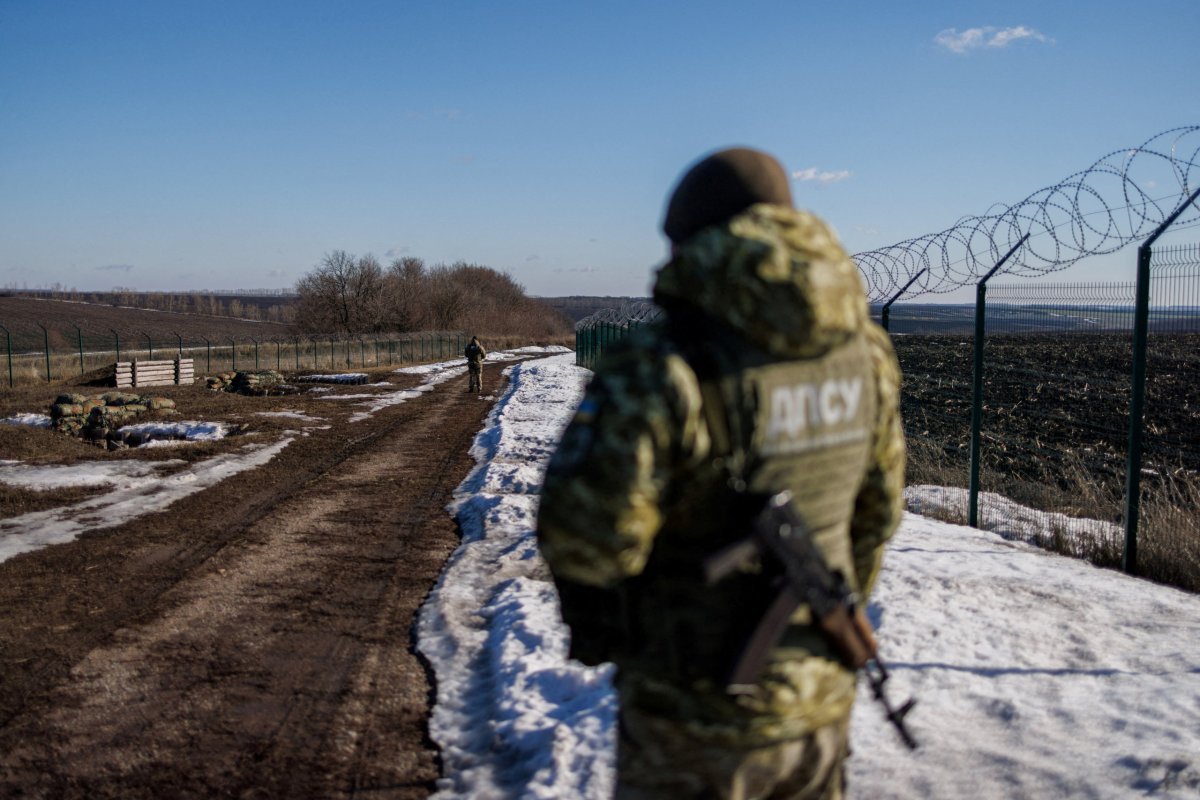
[537,148,907,799]
[465,336,486,393]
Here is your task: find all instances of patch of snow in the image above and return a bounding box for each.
[905,484,1121,550]
[0,437,295,564]
[0,459,185,490]
[117,420,231,443]
[255,410,327,423]
[294,373,369,384]
[1,413,53,428]
[419,351,1200,800]
[419,354,616,799]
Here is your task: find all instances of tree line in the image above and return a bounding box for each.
[294,252,572,339]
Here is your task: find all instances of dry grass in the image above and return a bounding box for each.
[905,432,1200,592]
[0,484,108,519]
[1138,471,1200,592]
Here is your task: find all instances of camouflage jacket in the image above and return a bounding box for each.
[536,204,905,746]
[465,342,486,365]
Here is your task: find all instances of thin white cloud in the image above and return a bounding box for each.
[267,269,286,278]
[385,246,411,259]
[792,167,852,186]
[96,263,134,272]
[935,26,1052,54]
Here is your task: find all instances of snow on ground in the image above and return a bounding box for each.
[255,410,327,423]
[294,373,369,384]
[116,420,232,444]
[0,436,295,564]
[334,345,570,425]
[0,459,185,491]
[907,484,1122,550]
[0,348,566,568]
[418,353,614,799]
[421,352,1200,799]
[1,413,52,428]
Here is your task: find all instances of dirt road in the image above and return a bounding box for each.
[0,363,513,798]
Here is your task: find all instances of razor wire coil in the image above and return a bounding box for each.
[852,126,1200,301]
[575,300,662,330]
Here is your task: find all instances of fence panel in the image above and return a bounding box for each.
[0,329,467,388]
[1137,246,1200,586]
[889,251,1200,587]
[974,283,1137,565]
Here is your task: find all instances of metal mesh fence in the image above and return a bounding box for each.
[896,246,1199,578]
[574,301,661,369]
[0,329,467,387]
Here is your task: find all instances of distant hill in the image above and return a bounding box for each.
[534,296,651,323]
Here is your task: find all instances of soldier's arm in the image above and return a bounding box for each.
[849,323,906,598]
[537,343,706,588]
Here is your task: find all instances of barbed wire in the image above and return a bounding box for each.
[574,300,662,330]
[852,126,1200,301]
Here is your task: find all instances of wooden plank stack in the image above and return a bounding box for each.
[115,358,195,388]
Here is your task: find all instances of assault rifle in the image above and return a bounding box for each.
[703,491,918,750]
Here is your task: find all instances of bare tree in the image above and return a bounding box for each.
[423,263,470,330]
[295,250,386,334]
[382,257,426,332]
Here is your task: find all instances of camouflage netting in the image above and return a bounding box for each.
[49,392,179,450]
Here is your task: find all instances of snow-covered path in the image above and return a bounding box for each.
[420,352,1200,799]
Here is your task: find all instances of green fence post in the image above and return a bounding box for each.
[36,322,50,382]
[229,338,237,371]
[1122,186,1200,575]
[174,331,183,360]
[881,268,928,333]
[253,338,260,370]
[969,234,1029,528]
[0,324,12,388]
[276,339,282,371]
[110,328,121,364]
[201,337,211,373]
[72,324,84,375]
[294,337,301,370]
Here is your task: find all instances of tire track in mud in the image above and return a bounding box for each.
[0,366,514,799]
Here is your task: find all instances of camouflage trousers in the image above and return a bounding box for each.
[616,705,849,800]
[467,363,483,392]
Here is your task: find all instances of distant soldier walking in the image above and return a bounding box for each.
[537,148,906,799]
[465,336,486,393]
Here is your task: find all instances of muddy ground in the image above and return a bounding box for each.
[0,359,522,798]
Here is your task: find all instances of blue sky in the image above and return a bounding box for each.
[1,1,1197,300]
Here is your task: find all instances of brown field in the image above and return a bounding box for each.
[0,295,296,352]
[894,331,1200,590]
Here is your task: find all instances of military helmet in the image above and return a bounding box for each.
[662,147,794,244]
